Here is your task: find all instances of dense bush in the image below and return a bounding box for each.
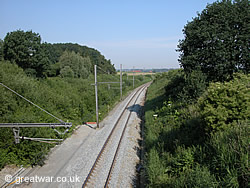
[199,73,250,132]
[205,121,249,187]
[164,69,207,103]
[144,70,249,187]
[0,60,150,168]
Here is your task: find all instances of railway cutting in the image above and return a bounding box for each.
[10,83,150,188]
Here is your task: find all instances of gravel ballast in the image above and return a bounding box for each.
[6,85,148,188]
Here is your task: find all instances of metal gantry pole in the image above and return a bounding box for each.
[94,65,99,128]
[133,66,135,88]
[143,67,145,81]
[120,64,122,100]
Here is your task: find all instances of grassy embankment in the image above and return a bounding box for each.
[0,60,152,169]
[144,70,249,187]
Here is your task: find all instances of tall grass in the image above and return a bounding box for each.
[144,70,249,187]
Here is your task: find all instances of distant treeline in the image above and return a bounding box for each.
[121,68,175,73]
[0,30,116,78]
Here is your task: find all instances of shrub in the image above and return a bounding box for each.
[174,165,218,188]
[60,66,74,78]
[164,69,207,104]
[144,70,249,187]
[146,147,166,187]
[206,121,249,187]
[198,73,250,132]
[165,146,196,175]
[164,70,185,102]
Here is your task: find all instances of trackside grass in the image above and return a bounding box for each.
[144,70,249,187]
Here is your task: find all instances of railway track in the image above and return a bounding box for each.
[82,83,149,188]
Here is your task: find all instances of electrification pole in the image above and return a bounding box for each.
[120,64,122,100]
[133,66,135,88]
[93,65,123,128]
[143,67,145,81]
[94,65,99,128]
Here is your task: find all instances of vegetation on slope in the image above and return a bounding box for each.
[0,61,150,169]
[144,71,249,187]
[144,0,249,187]
[0,30,151,169]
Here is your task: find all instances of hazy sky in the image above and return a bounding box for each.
[1,0,216,69]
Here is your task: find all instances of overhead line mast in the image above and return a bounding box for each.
[94,65,99,128]
[120,64,122,100]
[94,64,123,128]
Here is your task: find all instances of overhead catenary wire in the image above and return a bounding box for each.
[53,128,69,135]
[95,65,121,97]
[0,82,72,144]
[20,136,63,143]
[98,85,120,107]
[79,65,141,127]
[93,65,123,127]
[0,82,65,123]
[100,69,144,103]
[96,65,120,82]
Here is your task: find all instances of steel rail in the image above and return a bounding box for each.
[82,83,148,188]
[104,83,149,188]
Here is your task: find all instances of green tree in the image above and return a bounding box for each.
[59,50,91,78]
[0,39,3,60]
[51,43,116,74]
[178,0,250,82]
[3,30,50,77]
[60,66,74,78]
[180,69,207,101]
